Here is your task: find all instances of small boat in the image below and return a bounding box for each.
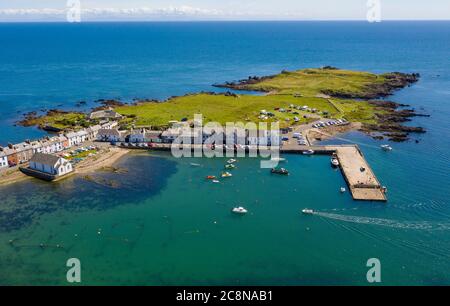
[190,163,201,167]
[331,158,340,167]
[302,149,315,155]
[206,175,216,180]
[340,187,346,193]
[381,145,393,151]
[227,159,237,164]
[382,186,388,193]
[212,180,220,184]
[232,207,248,214]
[221,172,233,178]
[225,164,236,169]
[302,208,314,215]
[271,168,289,175]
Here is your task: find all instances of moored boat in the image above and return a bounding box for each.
[331,158,339,167]
[232,207,248,214]
[206,175,216,180]
[225,164,236,169]
[340,187,346,193]
[302,149,315,155]
[381,144,393,151]
[271,168,289,175]
[221,172,233,178]
[227,159,237,164]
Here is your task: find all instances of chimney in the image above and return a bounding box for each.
[8,143,13,149]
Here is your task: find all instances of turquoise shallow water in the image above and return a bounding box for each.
[0,151,449,285]
[0,21,449,285]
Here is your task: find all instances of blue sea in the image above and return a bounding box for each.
[0,21,449,285]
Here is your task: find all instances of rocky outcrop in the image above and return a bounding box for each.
[213,74,277,91]
[322,72,420,99]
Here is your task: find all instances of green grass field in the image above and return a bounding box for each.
[21,112,87,130]
[240,68,388,96]
[115,68,385,128]
[117,94,347,128]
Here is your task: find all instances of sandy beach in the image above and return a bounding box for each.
[75,147,130,174]
[0,146,130,186]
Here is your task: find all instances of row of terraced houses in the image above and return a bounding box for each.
[0,121,118,170]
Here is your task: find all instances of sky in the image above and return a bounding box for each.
[0,0,449,21]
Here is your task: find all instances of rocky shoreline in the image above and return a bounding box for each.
[213,68,426,142]
[360,100,429,142]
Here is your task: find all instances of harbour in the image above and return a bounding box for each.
[122,142,387,202]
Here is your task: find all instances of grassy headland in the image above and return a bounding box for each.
[17,67,426,141]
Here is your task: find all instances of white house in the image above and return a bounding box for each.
[100,121,118,130]
[30,140,43,154]
[0,150,8,169]
[86,125,102,141]
[97,129,121,142]
[29,153,73,176]
[66,130,87,147]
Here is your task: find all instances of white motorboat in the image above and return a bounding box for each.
[232,207,248,214]
[331,158,340,167]
[381,145,393,151]
[212,180,220,184]
[227,159,237,164]
[340,187,346,193]
[302,208,314,215]
[302,149,315,155]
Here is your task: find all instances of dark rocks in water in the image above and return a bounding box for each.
[368,100,409,109]
[42,125,62,132]
[321,66,339,70]
[17,111,39,127]
[212,73,277,90]
[75,101,87,107]
[46,109,69,116]
[92,99,126,111]
[361,121,426,142]
[384,132,409,142]
[323,72,420,100]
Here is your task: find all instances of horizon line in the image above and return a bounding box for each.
[1,19,450,23]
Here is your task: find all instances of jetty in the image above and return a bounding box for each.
[281,144,387,202]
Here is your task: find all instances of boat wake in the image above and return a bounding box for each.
[314,212,450,231]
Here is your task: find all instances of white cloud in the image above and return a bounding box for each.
[0,6,222,17]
